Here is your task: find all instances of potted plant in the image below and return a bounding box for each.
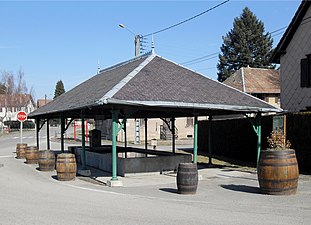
[257,129,299,195]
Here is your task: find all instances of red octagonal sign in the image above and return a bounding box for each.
[17,111,27,122]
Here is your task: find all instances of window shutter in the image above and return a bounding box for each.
[301,58,308,87]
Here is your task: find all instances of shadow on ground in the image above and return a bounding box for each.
[159,188,179,194]
[220,184,261,194]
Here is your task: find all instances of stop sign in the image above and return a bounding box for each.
[17,111,27,122]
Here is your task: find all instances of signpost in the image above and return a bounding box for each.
[17,111,27,144]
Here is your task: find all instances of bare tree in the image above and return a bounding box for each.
[1,68,29,95]
[0,68,34,133]
[1,71,15,95]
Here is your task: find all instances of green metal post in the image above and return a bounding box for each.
[111,110,118,181]
[124,118,127,158]
[193,116,198,163]
[256,113,262,165]
[81,115,86,170]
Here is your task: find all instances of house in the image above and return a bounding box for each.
[223,67,280,108]
[116,116,202,143]
[270,0,311,112]
[0,94,35,125]
[37,98,52,108]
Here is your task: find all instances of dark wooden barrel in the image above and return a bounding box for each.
[25,146,39,164]
[56,153,77,181]
[38,150,55,171]
[257,149,299,195]
[176,163,198,194]
[16,143,27,159]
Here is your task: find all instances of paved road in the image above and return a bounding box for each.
[0,131,311,225]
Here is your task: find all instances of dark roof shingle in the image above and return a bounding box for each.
[30,53,281,118]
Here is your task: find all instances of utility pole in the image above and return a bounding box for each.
[119,24,141,57]
[134,35,140,56]
[119,23,141,144]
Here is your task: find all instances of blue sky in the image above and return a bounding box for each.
[0,0,301,100]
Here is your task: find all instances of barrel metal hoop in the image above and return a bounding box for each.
[260,185,297,193]
[258,177,298,183]
[259,162,298,167]
[260,155,296,160]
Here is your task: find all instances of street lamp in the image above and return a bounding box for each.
[119,23,141,57]
[119,23,142,145]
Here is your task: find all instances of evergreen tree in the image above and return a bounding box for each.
[54,80,65,99]
[217,7,274,82]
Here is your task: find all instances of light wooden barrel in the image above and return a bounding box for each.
[56,153,77,181]
[257,149,299,195]
[25,146,39,164]
[16,143,27,159]
[38,150,55,171]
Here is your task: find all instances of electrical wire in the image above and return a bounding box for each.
[143,0,230,37]
[183,55,219,66]
[180,16,311,66]
[181,52,220,65]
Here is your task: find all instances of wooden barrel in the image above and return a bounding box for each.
[25,146,39,164]
[38,150,55,171]
[257,149,299,195]
[176,163,198,194]
[16,143,27,159]
[56,153,77,181]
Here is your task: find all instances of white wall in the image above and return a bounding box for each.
[280,7,311,112]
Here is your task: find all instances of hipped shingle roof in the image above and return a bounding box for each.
[223,67,280,94]
[29,53,281,119]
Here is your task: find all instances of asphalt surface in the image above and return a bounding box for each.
[0,130,311,225]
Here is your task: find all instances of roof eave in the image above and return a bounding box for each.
[106,98,283,113]
[270,1,310,63]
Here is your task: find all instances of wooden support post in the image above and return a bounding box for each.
[61,116,65,152]
[36,118,40,149]
[81,114,86,170]
[208,116,212,165]
[46,119,50,150]
[172,117,176,154]
[145,118,148,156]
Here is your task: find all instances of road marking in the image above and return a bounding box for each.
[62,183,127,196]
[0,155,14,158]
[12,136,34,139]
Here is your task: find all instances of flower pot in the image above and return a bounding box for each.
[257,149,299,195]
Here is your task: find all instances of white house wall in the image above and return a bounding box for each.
[117,117,208,143]
[280,6,311,112]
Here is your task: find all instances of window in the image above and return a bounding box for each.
[301,54,311,88]
[186,117,194,128]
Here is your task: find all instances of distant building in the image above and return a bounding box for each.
[224,67,280,108]
[37,98,52,108]
[270,0,311,112]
